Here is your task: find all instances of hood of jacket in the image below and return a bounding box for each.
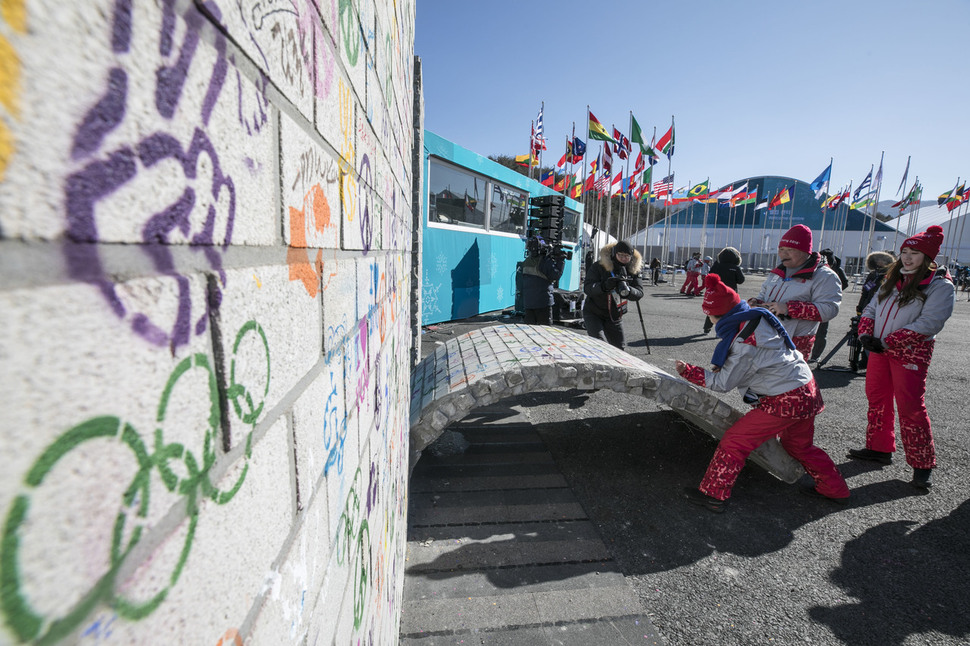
[598,243,643,275]
[717,246,741,266]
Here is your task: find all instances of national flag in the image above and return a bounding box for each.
[610,170,624,196]
[641,165,653,188]
[938,181,957,206]
[630,114,647,152]
[854,170,872,200]
[809,162,832,200]
[594,173,610,192]
[589,154,599,175]
[644,133,660,166]
[892,181,919,209]
[612,127,629,159]
[570,181,582,199]
[735,189,758,206]
[828,188,849,210]
[769,184,794,209]
[851,197,874,210]
[539,170,554,187]
[657,121,675,158]
[874,158,883,193]
[754,198,769,210]
[588,110,616,143]
[602,141,613,174]
[653,174,674,195]
[554,175,566,192]
[946,183,966,211]
[556,152,566,168]
[688,180,709,199]
[514,154,537,167]
[584,173,596,192]
[634,151,645,174]
[571,136,586,162]
[895,156,910,197]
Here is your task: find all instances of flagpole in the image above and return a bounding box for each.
[839,181,852,259]
[528,119,535,180]
[864,152,885,256]
[856,166,873,263]
[817,157,833,249]
[943,178,962,265]
[953,192,970,261]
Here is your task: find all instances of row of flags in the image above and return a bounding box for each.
[524,105,967,223]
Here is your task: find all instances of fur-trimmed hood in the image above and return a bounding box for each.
[598,242,643,275]
[717,246,742,266]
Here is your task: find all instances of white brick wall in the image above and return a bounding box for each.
[0,0,417,643]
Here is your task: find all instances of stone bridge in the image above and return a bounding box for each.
[409,324,803,483]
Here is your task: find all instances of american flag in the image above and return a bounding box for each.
[653,174,674,195]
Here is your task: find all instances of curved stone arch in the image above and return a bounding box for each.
[409,324,803,483]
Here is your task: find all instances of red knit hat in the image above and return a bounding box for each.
[778,224,813,253]
[901,225,944,259]
[702,274,741,316]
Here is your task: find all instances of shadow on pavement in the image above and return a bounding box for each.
[807,499,970,645]
[534,410,919,575]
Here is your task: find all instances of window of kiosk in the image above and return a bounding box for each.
[488,183,527,235]
[428,159,487,229]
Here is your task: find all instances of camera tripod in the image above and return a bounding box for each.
[815,328,863,372]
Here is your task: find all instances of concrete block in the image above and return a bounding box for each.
[246,477,331,644]
[2,1,277,246]
[214,265,322,447]
[108,417,294,642]
[0,278,224,645]
[292,364,348,512]
[280,114,341,252]
[203,0,315,119]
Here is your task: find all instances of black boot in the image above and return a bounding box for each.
[847,448,893,465]
[912,468,933,490]
[683,487,726,513]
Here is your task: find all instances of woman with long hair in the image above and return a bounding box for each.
[848,226,955,490]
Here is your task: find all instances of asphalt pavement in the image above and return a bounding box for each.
[405,270,970,646]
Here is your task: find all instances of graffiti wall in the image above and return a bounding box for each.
[0,0,418,643]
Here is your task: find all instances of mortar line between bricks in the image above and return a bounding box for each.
[399,612,643,639]
[408,485,572,494]
[409,517,590,528]
[405,557,615,577]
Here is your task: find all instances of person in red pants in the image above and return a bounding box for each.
[848,225,955,490]
[675,274,850,512]
[681,252,703,296]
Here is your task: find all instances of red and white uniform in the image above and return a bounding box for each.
[752,253,842,358]
[681,258,703,295]
[681,317,848,501]
[858,268,955,468]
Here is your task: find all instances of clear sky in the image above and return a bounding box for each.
[415,0,969,202]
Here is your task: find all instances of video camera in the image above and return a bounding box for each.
[526,194,572,260]
[526,235,572,260]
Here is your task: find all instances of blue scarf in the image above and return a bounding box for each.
[711,301,795,369]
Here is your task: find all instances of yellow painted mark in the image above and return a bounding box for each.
[0,118,12,181]
[0,34,20,117]
[1,0,27,33]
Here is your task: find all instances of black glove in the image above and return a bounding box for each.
[858,335,884,353]
[602,276,618,291]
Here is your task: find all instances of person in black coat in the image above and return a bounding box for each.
[583,240,644,350]
[520,238,565,325]
[702,247,745,333]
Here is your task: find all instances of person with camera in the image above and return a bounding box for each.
[749,225,842,359]
[583,240,644,350]
[848,226,955,490]
[703,247,745,334]
[520,237,566,325]
[676,274,849,512]
[850,251,895,369]
[809,248,850,363]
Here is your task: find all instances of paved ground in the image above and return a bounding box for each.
[403,271,970,645]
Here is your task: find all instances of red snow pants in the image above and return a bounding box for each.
[864,351,936,469]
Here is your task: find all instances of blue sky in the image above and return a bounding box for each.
[415,0,969,202]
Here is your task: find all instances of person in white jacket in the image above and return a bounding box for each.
[749,224,842,359]
[848,225,955,490]
[676,274,849,512]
